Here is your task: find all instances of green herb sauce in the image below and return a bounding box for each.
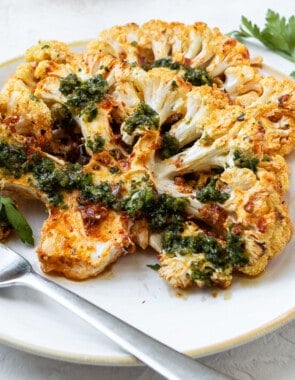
[161,227,248,268]
[51,103,74,130]
[59,73,109,122]
[196,176,230,203]
[120,186,188,231]
[144,56,212,86]
[233,149,259,173]
[159,132,180,159]
[85,135,105,153]
[124,103,160,136]
[0,142,28,178]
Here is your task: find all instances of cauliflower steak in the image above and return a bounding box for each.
[0,20,294,289]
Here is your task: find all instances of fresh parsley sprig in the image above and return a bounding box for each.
[0,196,34,245]
[231,9,295,70]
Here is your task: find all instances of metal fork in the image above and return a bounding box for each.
[0,243,229,380]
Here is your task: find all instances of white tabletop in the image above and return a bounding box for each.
[1,0,295,379]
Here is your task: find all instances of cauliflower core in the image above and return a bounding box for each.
[0,21,294,289]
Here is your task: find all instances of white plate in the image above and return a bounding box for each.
[0,43,295,366]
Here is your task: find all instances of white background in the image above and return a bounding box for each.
[0,0,295,379]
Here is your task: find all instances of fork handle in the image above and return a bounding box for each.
[21,271,229,380]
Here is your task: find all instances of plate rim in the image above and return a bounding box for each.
[0,306,294,365]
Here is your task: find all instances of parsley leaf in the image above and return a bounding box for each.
[147,263,161,271]
[0,196,34,245]
[231,9,295,63]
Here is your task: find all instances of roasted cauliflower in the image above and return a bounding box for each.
[0,20,295,289]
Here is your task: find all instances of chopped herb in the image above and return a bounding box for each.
[144,56,212,86]
[29,94,40,102]
[162,228,247,268]
[190,266,213,286]
[41,44,50,49]
[182,66,212,86]
[196,176,230,203]
[148,196,188,231]
[197,234,227,266]
[226,232,248,265]
[99,65,110,72]
[109,166,121,174]
[0,142,28,178]
[0,196,34,245]
[124,103,160,136]
[130,174,150,192]
[51,103,73,129]
[120,186,188,231]
[161,230,227,265]
[199,132,214,146]
[32,156,118,206]
[59,73,81,95]
[59,73,109,121]
[83,103,98,122]
[147,57,181,70]
[85,135,105,153]
[233,149,259,173]
[0,140,118,207]
[171,80,178,90]
[130,41,138,46]
[159,132,180,159]
[120,187,154,217]
[162,233,199,256]
[30,155,87,204]
[31,156,85,205]
[80,180,117,206]
[147,263,161,271]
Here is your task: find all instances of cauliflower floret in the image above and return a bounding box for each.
[128,67,190,124]
[25,40,74,64]
[0,78,52,147]
[34,52,131,152]
[111,81,141,122]
[156,221,234,289]
[246,103,295,156]
[89,20,250,80]
[159,253,233,289]
[139,20,178,61]
[223,65,263,100]
[38,192,135,280]
[241,203,292,276]
[9,63,37,90]
[0,131,137,280]
[169,85,232,147]
[155,163,292,287]
[88,23,140,63]
[118,68,190,145]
